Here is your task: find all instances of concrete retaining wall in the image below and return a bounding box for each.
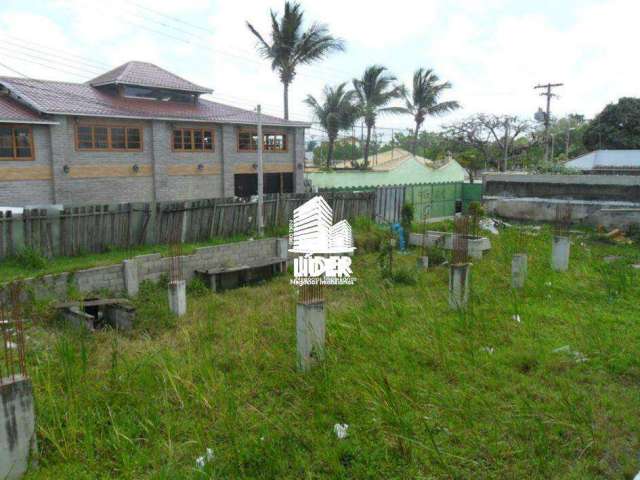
[484,196,640,228]
[2,238,284,302]
[483,174,640,201]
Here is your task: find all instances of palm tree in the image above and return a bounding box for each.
[401,68,460,155]
[353,65,404,168]
[247,2,345,120]
[304,83,357,168]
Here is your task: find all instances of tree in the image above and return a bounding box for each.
[400,68,460,154]
[304,83,357,168]
[353,65,404,168]
[583,97,640,150]
[247,2,345,120]
[444,114,530,172]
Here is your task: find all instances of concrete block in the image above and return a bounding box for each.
[0,375,37,480]
[416,256,429,269]
[511,253,528,289]
[551,236,570,272]
[449,263,471,309]
[60,306,94,330]
[168,280,187,317]
[104,304,135,331]
[296,302,326,372]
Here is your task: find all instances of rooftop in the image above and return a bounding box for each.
[0,62,308,127]
[306,156,466,189]
[88,61,212,94]
[565,150,640,170]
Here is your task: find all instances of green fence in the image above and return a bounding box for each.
[462,183,483,211]
[322,181,483,223]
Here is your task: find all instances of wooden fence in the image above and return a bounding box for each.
[0,191,375,260]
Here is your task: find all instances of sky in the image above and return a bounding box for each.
[0,0,637,143]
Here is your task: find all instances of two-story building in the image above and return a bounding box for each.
[0,61,308,207]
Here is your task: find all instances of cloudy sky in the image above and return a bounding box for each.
[0,0,636,140]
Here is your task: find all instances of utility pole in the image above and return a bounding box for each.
[256,104,264,237]
[534,82,563,162]
[503,117,510,172]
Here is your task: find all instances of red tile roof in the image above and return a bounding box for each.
[0,94,56,124]
[88,61,212,94]
[0,76,308,128]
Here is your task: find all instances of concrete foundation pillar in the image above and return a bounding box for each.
[417,256,429,269]
[123,259,139,297]
[276,237,289,259]
[511,253,528,289]
[551,236,570,272]
[448,263,471,309]
[0,375,37,480]
[168,280,187,317]
[296,301,325,372]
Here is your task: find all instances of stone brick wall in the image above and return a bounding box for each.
[0,124,54,206]
[0,116,306,207]
[3,238,284,302]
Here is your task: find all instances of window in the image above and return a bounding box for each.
[172,127,214,152]
[76,125,142,151]
[0,126,34,160]
[238,131,258,151]
[264,133,287,152]
[122,86,196,103]
[238,130,287,152]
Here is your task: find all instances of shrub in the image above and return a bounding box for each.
[467,201,485,218]
[426,246,447,266]
[352,215,376,232]
[187,277,209,297]
[14,247,47,270]
[400,204,414,234]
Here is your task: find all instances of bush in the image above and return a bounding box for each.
[400,204,414,233]
[467,201,485,218]
[187,277,209,297]
[352,216,376,232]
[14,247,47,270]
[354,225,391,253]
[426,246,447,266]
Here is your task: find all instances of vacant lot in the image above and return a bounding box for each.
[22,226,640,479]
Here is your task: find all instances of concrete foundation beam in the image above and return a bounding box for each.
[296,301,326,372]
[0,375,37,480]
[449,263,471,309]
[511,253,528,289]
[168,280,187,317]
[551,236,570,272]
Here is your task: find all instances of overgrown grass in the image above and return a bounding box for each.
[23,225,640,478]
[0,235,250,284]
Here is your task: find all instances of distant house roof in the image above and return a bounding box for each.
[0,95,57,124]
[88,61,212,94]
[0,62,309,128]
[565,150,640,170]
[306,156,466,189]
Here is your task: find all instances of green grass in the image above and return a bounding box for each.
[0,235,250,284]
[22,225,640,479]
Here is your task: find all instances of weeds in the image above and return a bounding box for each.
[20,225,640,479]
